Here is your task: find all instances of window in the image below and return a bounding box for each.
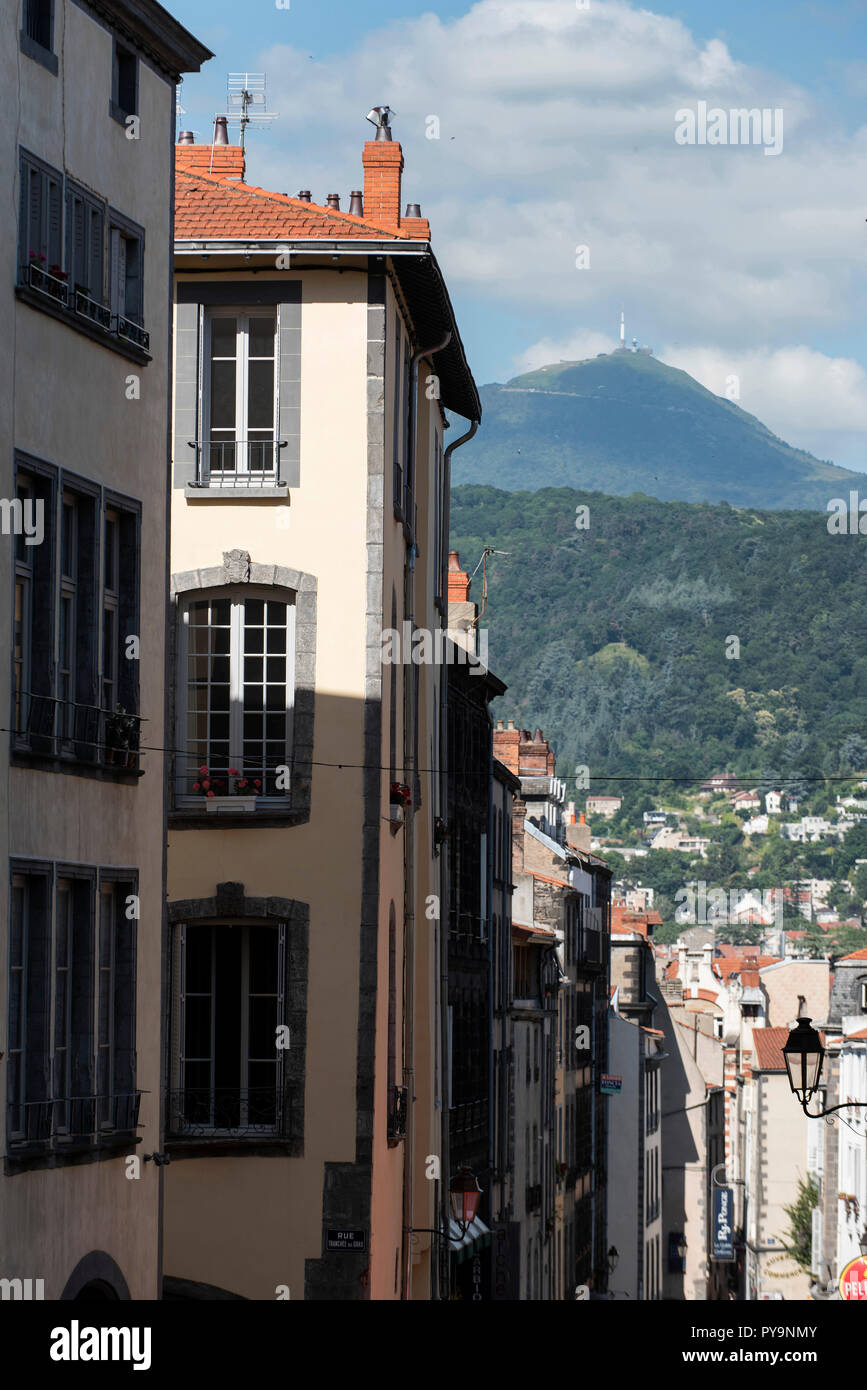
[860,979,867,1012]
[111,42,138,119]
[170,921,287,1135]
[7,863,138,1152]
[177,590,295,804]
[18,150,63,281]
[66,182,108,322]
[109,217,144,328]
[514,945,534,999]
[204,312,278,481]
[13,459,140,767]
[21,0,57,71]
[24,0,52,48]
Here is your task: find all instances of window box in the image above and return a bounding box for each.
[205,795,258,814]
[74,287,111,330]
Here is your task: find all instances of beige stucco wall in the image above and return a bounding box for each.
[164,269,444,1298]
[760,960,829,1030]
[0,0,176,1299]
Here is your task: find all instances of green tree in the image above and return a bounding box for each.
[783,1175,820,1273]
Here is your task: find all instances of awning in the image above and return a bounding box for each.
[448,1216,492,1263]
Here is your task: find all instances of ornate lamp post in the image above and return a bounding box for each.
[783,1017,867,1117]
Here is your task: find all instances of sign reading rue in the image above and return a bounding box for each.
[326,1230,367,1252]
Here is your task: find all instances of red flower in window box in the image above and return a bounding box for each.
[390,782,411,807]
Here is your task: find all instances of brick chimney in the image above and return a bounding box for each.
[494,721,521,776]
[362,140,403,227]
[564,800,591,852]
[447,550,470,603]
[175,133,245,183]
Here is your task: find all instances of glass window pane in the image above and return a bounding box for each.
[244,599,264,625]
[248,318,275,357]
[209,360,236,432]
[248,997,277,1059]
[247,360,274,431]
[248,926,277,992]
[185,995,212,1059]
[210,317,237,357]
[186,927,212,994]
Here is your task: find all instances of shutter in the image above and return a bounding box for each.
[113,879,137,1124]
[68,193,85,288]
[173,301,200,487]
[169,923,186,1132]
[810,1207,822,1276]
[109,228,120,318]
[125,237,141,324]
[88,204,104,301]
[277,301,301,487]
[277,921,287,1133]
[47,176,62,269]
[29,165,44,261]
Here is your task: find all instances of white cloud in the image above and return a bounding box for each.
[184,0,867,460]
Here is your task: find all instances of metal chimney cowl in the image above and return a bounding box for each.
[213,116,229,145]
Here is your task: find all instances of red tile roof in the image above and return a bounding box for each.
[752,1025,825,1071]
[175,167,429,243]
[752,1027,790,1071]
[838,947,867,962]
[715,955,779,981]
[845,1027,867,1040]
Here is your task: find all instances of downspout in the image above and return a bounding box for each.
[401,331,452,1301]
[437,412,480,1298]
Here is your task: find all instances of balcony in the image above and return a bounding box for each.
[74,287,111,330]
[115,313,150,352]
[167,1086,282,1138]
[22,259,68,306]
[387,1084,408,1143]
[186,439,289,495]
[7,1092,142,1152]
[14,691,142,774]
[16,267,151,362]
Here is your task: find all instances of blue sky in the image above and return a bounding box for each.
[170,0,867,469]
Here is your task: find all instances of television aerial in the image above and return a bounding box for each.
[214,73,279,150]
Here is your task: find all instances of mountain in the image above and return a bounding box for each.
[452,353,862,511]
[450,485,867,785]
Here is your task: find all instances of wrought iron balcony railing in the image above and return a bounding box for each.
[115,313,149,351]
[22,260,68,305]
[167,1086,282,1137]
[187,439,288,488]
[14,691,141,769]
[387,1084,408,1141]
[73,288,111,330]
[7,1092,142,1149]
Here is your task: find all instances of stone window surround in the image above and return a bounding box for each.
[168,553,316,828]
[165,881,309,1159]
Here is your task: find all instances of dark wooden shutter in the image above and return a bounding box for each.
[125,236,142,323]
[73,492,98,760]
[277,301,301,486]
[113,878,137,1127]
[173,301,200,487]
[88,203,104,301]
[116,507,140,715]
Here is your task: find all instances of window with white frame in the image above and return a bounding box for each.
[169,921,286,1134]
[109,218,143,327]
[177,589,294,803]
[205,312,277,479]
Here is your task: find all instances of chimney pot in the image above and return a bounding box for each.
[178,131,195,144]
[362,139,404,228]
[326,193,341,210]
[507,721,515,731]
[405,202,421,217]
[496,720,504,731]
[297,189,312,202]
[533,729,544,743]
[349,190,364,217]
[213,116,229,145]
[579,813,586,825]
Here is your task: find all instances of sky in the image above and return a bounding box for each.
[169,0,867,471]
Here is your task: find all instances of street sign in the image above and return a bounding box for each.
[600,1075,622,1094]
[839,1254,867,1300]
[712,1186,735,1260]
[326,1229,367,1252]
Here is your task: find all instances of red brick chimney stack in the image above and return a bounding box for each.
[447,551,471,603]
[362,141,403,228]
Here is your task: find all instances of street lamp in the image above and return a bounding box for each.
[607,1246,619,1274]
[449,1166,482,1236]
[783,1017,867,1117]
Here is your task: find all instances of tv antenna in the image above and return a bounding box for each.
[215,73,279,150]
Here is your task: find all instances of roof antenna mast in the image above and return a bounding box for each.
[214,73,279,151]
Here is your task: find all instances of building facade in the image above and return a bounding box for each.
[1,0,208,1301]
[162,117,479,1299]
